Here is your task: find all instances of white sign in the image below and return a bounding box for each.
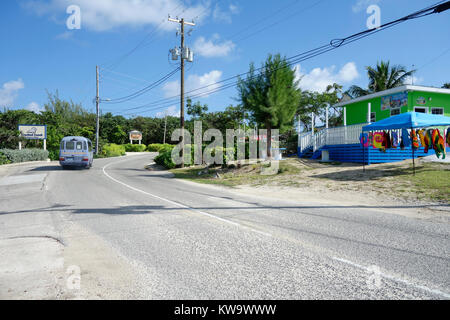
[18,125,47,140]
[129,130,142,141]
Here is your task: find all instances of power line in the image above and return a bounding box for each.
[113,0,450,116]
[233,0,327,43]
[103,67,181,104]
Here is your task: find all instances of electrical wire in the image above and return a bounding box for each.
[112,0,450,116]
[103,67,181,104]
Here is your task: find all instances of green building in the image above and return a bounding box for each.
[335,85,450,125]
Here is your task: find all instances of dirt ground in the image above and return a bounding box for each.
[171,157,450,222]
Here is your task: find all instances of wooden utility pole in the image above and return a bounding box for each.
[96,65,100,155]
[169,17,195,167]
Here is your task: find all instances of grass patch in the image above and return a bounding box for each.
[398,162,450,202]
[170,160,303,187]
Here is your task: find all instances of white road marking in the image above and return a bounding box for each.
[332,256,450,299]
[102,161,272,237]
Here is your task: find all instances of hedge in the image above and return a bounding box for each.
[101,143,126,157]
[0,148,49,164]
[147,143,174,152]
[154,144,235,169]
[123,143,147,152]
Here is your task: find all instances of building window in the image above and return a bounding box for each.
[414,106,428,113]
[431,108,444,115]
[390,108,401,116]
[370,112,376,123]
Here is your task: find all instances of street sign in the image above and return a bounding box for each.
[18,125,47,140]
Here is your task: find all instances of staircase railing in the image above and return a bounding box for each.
[299,123,368,153]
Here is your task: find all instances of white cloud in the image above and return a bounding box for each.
[163,70,223,98]
[155,105,179,118]
[352,0,381,13]
[25,101,44,114]
[0,79,25,107]
[212,3,239,23]
[193,34,235,58]
[22,0,208,31]
[294,62,359,93]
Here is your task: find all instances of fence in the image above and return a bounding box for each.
[299,123,368,153]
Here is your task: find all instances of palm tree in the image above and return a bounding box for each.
[347,60,415,98]
[442,83,450,89]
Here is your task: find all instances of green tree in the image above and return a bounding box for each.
[348,60,415,98]
[238,54,300,157]
[442,83,450,89]
[186,98,208,119]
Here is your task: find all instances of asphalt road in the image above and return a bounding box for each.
[1,153,449,299]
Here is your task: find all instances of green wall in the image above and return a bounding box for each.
[345,90,450,125]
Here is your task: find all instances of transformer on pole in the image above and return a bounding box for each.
[168,16,195,167]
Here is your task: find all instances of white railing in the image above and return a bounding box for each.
[299,132,313,153]
[299,123,368,153]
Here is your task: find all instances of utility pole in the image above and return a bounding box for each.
[169,17,195,167]
[96,65,100,155]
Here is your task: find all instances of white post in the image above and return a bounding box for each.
[139,140,141,145]
[368,102,371,123]
[343,107,347,126]
[343,107,347,144]
[43,139,47,151]
[19,141,22,150]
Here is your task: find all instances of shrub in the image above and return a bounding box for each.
[123,143,147,152]
[154,149,175,169]
[101,143,126,157]
[0,148,49,164]
[147,143,174,152]
[0,153,11,165]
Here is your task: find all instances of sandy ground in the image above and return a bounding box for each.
[230,158,450,222]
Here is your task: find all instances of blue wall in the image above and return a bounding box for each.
[298,144,448,164]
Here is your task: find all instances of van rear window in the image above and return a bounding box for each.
[65,141,75,150]
[76,142,83,150]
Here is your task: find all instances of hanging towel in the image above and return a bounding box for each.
[401,128,411,148]
[411,129,419,150]
[417,129,426,147]
[391,131,399,148]
[373,132,384,149]
[360,133,369,147]
[446,127,450,147]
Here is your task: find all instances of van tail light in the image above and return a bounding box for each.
[59,157,65,161]
[82,158,89,161]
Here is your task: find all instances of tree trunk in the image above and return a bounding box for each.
[266,121,272,159]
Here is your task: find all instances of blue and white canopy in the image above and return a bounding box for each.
[362,112,450,131]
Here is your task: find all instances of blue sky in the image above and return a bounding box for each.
[1,0,449,118]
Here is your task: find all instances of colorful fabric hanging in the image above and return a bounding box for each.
[368,132,374,147]
[385,131,392,149]
[446,128,450,147]
[424,129,432,153]
[417,129,426,147]
[391,131,399,148]
[432,129,446,159]
[401,128,411,147]
[360,133,369,147]
[373,132,384,150]
[411,129,419,150]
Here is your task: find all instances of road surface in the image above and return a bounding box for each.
[0,153,449,299]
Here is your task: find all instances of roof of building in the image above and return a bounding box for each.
[335,85,450,108]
